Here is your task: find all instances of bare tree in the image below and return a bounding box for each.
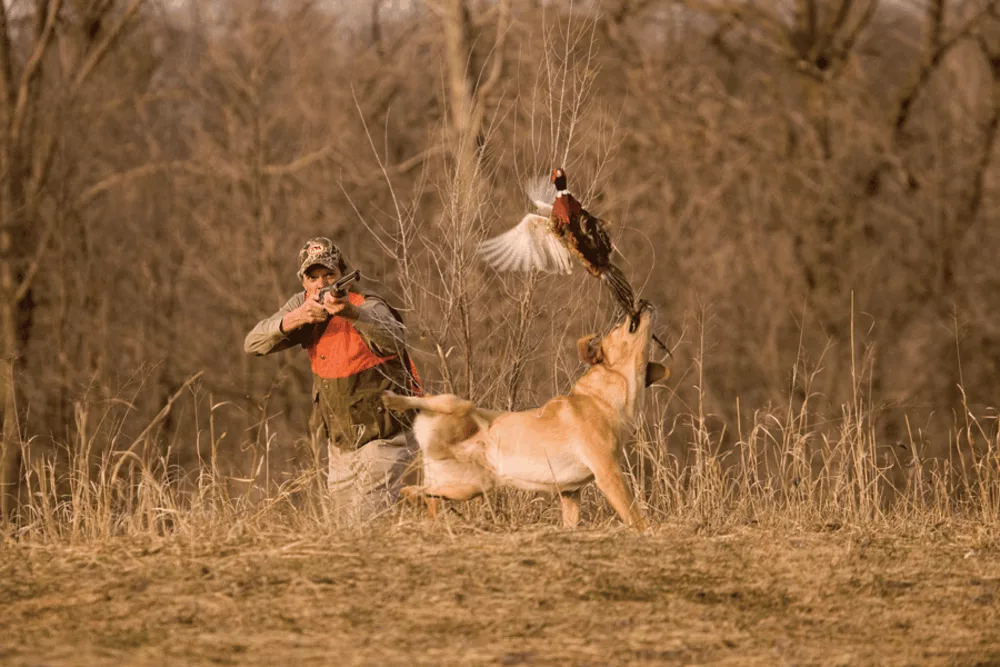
[428,0,511,206]
[0,0,146,525]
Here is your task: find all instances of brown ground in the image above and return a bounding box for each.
[2,522,999,666]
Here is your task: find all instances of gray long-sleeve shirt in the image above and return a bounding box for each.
[244,290,407,359]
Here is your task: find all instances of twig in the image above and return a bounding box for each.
[109,371,205,484]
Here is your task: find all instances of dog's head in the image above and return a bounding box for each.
[576,303,669,417]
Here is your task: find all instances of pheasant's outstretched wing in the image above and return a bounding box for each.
[479,213,573,275]
[524,175,555,217]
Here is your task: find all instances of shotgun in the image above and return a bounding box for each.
[315,269,360,302]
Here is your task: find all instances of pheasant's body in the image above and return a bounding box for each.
[550,190,614,277]
[478,167,637,317]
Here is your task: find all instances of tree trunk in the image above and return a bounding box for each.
[0,237,21,527]
[438,0,509,209]
[441,0,481,208]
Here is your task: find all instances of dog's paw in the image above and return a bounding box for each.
[630,517,651,533]
[399,485,424,503]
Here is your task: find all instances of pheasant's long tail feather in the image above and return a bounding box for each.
[601,264,637,316]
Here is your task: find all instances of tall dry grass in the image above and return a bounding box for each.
[6,304,999,546]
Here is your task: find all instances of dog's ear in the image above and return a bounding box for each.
[645,362,670,387]
[576,334,604,365]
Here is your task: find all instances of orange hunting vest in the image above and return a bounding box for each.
[307,292,423,393]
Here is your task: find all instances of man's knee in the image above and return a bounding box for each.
[327,432,418,498]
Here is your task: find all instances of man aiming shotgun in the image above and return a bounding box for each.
[244,237,421,519]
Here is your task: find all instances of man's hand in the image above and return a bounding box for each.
[281,295,332,333]
[279,292,359,334]
[320,293,359,321]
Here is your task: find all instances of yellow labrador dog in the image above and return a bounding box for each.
[382,303,668,529]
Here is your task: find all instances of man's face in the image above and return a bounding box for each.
[301,265,342,298]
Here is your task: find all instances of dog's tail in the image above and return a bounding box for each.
[382,390,498,429]
[382,390,441,414]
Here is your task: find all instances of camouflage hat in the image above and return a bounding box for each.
[296,237,346,278]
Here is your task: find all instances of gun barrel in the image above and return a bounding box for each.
[316,269,361,301]
[338,269,361,287]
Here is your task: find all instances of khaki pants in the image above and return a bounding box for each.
[327,431,419,521]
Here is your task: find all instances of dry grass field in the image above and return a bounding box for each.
[3,371,999,665]
[3,516,1000,666]
[4,2,1000,665]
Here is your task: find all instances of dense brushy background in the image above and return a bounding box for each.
[2,0,1000,531]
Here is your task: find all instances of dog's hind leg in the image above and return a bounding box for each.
[404,482,485,521]
[422,482,485,501]
[559,490,582,528]
[400,486,441,519]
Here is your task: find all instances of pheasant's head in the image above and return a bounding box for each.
[551,168,568,192]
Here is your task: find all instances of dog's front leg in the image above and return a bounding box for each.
[424,496,440,519]
[559,490,582,528]
[592,464,647,531]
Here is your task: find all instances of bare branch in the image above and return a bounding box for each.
[929,0,945,54]
[261,143,335,177]
[834,0,878,67]
[475,0,510,104]
[679,0,796,54]
[74,161,203,208]
[71,0,144,92]
[13,214,56,303]
[0,1,15,116]
[601,0,662,67]
[797,0,818,51]
[893,20,982,137]
[826,0,853,38]
[386,143,448,175]
[27,131,57,203]
[957,37,1000,233]
[109,370,206,484]
[10,0,62,144]
[423,0,446,19]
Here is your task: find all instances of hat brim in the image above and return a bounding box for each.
[298,260,340,278]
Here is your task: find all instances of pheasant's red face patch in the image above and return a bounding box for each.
[551,168,564,183]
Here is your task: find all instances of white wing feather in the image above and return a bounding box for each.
[479,213,573,275]
[524,175,555,216]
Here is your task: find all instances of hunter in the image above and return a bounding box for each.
[244,237,421,518]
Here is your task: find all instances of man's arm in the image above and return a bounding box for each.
[353,297,407,356]
[317,291,407,356]
[252,287,406,358]
[244,292,311,356]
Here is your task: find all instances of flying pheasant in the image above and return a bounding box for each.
[479,168,638,317]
